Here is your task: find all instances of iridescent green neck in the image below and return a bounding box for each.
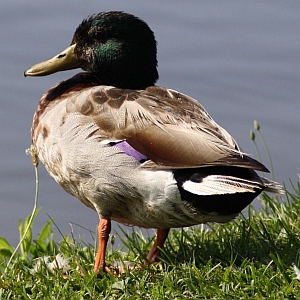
[73,12,159,89]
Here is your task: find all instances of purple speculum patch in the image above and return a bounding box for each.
[110,141,148,163]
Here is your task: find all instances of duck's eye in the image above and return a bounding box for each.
[92,31,103,40]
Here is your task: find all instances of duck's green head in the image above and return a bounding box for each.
[25,12,158,89]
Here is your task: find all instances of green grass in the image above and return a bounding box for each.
[1,185,300,299]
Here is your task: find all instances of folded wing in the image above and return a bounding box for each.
[66,85,268,171]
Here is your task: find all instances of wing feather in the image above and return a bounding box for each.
[66,85,267,171]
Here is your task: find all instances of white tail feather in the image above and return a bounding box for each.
[183,175,266,196]
[260,177,284,194]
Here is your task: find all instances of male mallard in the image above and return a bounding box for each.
[25,11,282,273]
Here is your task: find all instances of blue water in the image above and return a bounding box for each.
[1,0,299,247]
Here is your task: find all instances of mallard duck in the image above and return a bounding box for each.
[25,11,282,274]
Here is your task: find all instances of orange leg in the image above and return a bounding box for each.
[146,228,170,264]
[94,218,111,274]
